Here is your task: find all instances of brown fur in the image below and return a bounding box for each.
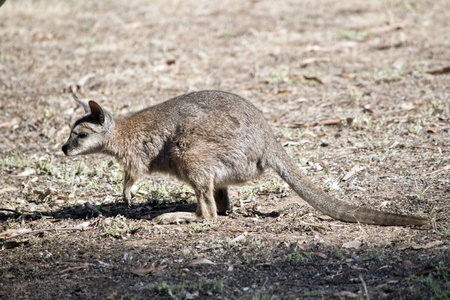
[62,90,429,225]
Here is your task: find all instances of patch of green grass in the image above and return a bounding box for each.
[352,113,372,130]
[374,67,405,83]
[281,126,304,140]
[146,183,195,204]
[287,211,306,219]
[334,248,344,259]
[269,65,290,83]
[221,31,235,38]
[410,261,449,300]
[190,220,216,233]
[428,97,449,119]
[239,178,289,205]
[241,290,279,300]
[304,289,331,297]
[415,183,430,201]
[120,293,142,300]
[408,118,425,134]
[236,234,263,247]
[100,215,142,238]
[284,242,312,264]
[336,30,372,42]
[349,87,363,101]
[362,249,384,262]
[0,151,34,170]
[148,276,226,299]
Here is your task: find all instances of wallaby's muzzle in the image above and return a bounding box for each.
[61,143,69,155]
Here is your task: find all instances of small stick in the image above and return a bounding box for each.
[2,226,91,240]
[0,208,23,215]
[59,263,89,274]
[359,274,370,300]
[84,202,103,217]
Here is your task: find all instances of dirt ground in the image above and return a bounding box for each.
[0,0,449,299]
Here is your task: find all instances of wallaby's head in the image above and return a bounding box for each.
[62,97,114,156]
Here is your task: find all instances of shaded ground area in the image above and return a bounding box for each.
[0,0,449,299]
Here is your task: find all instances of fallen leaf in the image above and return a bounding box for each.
[275,89,292,95]
[107,291,118,299]
[415,266,437,276]
[334,291,359,298]
[3,273,15,279]
[0,228,32,240]
[427,66,450,75]
[231,232,248,243]
[371,20,407,34]
[399,240,444,251]
[402,259,414,267]
[342,240,362,249]
[411,240,443,250]
[165,59,176,66]
[243,84,267,90]
[124,22,143,29]
[77,73,95,89]
[319,119,341,125]
[182,258,216,268]
[342,165,364,181]
[2,240,28,250]
[299,57,331,67]
[0,187,19,194]
[303,76,323,84]
[185,291,199,299]
[130,266,155,276]
[285,118,345,128]
[33,32,60,41]
[131,260,167,276]
[314,251,327,259]
[76,221,93,231]
[0,117,21,129]
[303,41,359,53]
[17,169,36,177]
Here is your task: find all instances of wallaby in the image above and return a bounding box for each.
[62,90,428,226]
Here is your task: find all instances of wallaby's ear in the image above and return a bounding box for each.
[73,95,90,114]
[89,101,105,124]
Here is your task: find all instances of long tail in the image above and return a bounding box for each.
[269,144,429,226]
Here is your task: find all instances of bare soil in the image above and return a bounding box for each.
[0,0,449,299]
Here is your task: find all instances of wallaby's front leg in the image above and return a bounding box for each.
[123,171,136,207]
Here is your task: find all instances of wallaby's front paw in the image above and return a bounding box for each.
[153,212,199,224]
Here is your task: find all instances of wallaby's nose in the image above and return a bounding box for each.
[61,144,68,155]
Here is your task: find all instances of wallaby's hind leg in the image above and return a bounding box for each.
[194,183,218,219]
[123,171,136,207]
[214,187,231,215]
[153,181,217,224]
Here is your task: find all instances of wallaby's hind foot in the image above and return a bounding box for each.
[153,212,200,224]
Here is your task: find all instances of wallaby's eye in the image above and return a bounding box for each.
[78,132,89,139]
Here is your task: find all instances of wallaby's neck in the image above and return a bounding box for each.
[103,118,133,163]
[102,115,159,172]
